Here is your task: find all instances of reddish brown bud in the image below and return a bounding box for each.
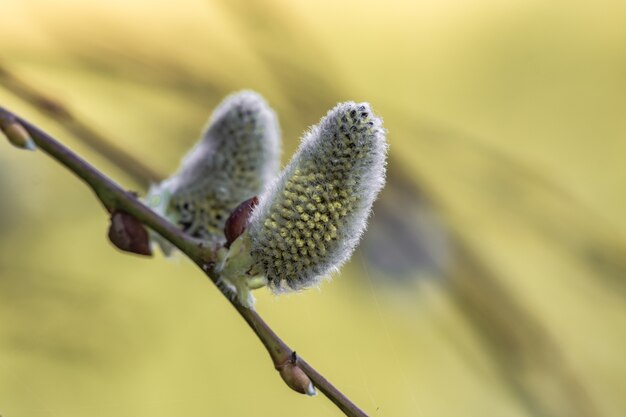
[108,210,152,256]
[224,196,259,248]
[277,352,317,396]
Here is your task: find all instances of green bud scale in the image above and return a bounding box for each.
[147,91,281,248]
[247,102,387,292]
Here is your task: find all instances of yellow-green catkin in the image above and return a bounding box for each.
[247,102,387,292]
[146,91,281,250]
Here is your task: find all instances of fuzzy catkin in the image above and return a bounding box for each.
[147,91,281,242]
[247,102,387,292]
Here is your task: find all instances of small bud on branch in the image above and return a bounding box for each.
[108,210,153,256]
[224,196,259,248]
[0,113,36,151]
[278,352,317,396]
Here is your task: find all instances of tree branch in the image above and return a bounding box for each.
[0,105,370,417]
[0,64,162,187]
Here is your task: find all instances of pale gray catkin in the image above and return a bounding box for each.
[247,102,387,292]
[146,91,281,246]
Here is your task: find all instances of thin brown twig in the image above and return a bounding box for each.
[0,105,370,417]
[0,64,162,187]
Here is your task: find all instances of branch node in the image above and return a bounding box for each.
[277,351,317,397]
[108,210,153,256]
[0,112,36,151]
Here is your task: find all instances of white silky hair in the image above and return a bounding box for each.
[164,90,281,197]
[248,101,388,293]
[146,90,282,252]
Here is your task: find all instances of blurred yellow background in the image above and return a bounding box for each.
[1,1,625,416]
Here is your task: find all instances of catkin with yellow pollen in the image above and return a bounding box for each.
[247,101,387,292]
[146,91,281,251]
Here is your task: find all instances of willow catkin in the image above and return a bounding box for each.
[147,91,281,247]
[247,102,387,292]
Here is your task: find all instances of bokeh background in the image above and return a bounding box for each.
[1,1,625,416]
